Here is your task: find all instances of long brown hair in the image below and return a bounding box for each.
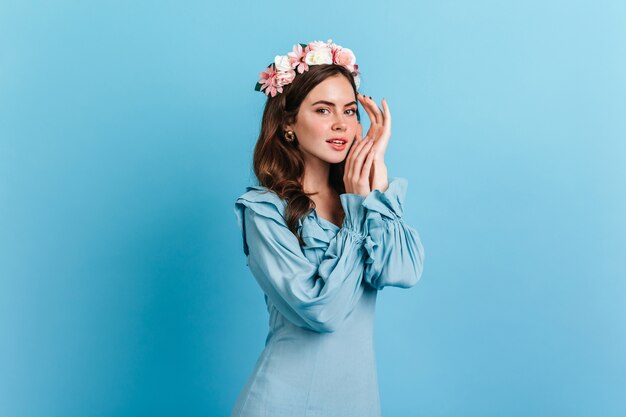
[252,64,361,246]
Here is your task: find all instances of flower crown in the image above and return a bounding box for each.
[255,38,360,97]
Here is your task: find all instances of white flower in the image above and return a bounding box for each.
[308,40,329,51]
[305,47,333,65]
[274,55,292,72]
[353,75,361,89]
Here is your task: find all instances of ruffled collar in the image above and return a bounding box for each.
[299,209,337,250]
[308,209,340,231]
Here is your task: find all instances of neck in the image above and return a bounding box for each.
[302,156,332,194]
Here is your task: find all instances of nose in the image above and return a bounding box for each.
[332,114,348,131]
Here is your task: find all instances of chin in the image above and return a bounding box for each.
[323,153,347,164]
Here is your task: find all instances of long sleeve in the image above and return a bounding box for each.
[361,177,425,290]
[234,190,369,333]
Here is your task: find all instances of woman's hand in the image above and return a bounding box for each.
[343,133,376,197]
[357,93,390,192]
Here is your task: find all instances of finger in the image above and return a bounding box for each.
[352,140,375,180]
[351,138,373,165]
[361,96,386,144]
[355,141,375,186]
[345,126,369,177]
[359,94,381,126]
[369,96,384,126]
[357,93,379,126]
[357,96,379,142]
[360,141,377,180]
[381,98,392,135]
[381,98,391,124]
[357,94,377,126]
[348,125,368,160]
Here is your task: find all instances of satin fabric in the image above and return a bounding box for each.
[231,177,425,417]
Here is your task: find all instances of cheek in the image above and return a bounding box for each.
[301,117,330,137]
[347,119,359,136]
[298,114,359,140]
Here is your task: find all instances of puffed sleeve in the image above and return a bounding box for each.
[362,177,425,290]
[234,188,369,333]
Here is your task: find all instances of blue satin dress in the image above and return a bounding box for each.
[231,177,425,417]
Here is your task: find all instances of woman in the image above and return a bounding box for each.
[231,39,425,417]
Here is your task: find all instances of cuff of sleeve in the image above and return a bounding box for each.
[339,193,367,235]
[362,177,408,219]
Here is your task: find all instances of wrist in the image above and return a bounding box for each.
[370,159,388,191]
[373,156,386,166]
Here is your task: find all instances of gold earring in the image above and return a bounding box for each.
[284,130,295,142]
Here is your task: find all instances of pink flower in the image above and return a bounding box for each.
[258,64,283,97]
[275,69,296,86]
[257,63,297,97]
[265,84,283,97]
[288,44,310,74]
[333,47,356,68]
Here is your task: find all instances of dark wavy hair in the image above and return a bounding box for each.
[252,64,361,246]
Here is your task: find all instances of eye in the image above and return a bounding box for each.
[316,108,330,114]
[345,108,357,116]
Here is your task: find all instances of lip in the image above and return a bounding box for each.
[326,139,347,151]
[326,138,347,143]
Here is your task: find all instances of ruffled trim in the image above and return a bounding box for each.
[234,185,287,224]
[299,212,332,250]
[339,193,366,235]
[233,185,287,256]
[363,225,384,288]
[362,177,408,219]
[363,217,423,290]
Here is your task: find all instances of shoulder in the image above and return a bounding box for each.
[234,184,288,226]
[233,185,293,257]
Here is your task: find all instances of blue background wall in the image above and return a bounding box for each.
[1,1,624,416]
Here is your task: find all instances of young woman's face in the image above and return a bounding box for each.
[288,74,359,164]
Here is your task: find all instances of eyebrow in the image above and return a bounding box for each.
[310,100,357,107]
